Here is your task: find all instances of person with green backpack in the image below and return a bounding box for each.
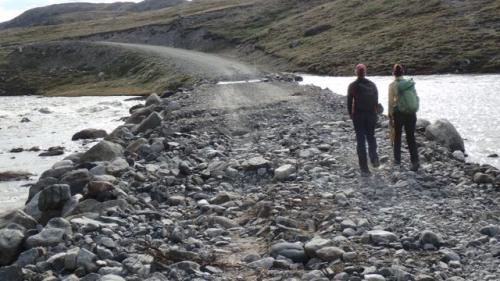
[388,64,420,171]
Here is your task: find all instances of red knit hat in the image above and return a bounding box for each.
[355,64,367,77]
[393,64,404,77]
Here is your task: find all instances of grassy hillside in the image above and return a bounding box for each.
[0,0,499,95]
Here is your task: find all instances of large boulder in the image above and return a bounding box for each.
[26,177,58,203]
[0,210,37,230]
[0,228,25,266]
[0,265,23,281]
[60,169,92,195]
[25,217,71,249]
[80,141,123,163]
[72,129,108,141]
[134,112,162,133]
[145,93,161,107]
[38,184,72,224]
[425,119,465,152]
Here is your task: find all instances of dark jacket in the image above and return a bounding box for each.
[347,77,379,116]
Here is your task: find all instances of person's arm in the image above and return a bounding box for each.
[347,83,354,118]
[374,83,379,113]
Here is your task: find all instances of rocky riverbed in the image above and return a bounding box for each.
[0,76,499,281]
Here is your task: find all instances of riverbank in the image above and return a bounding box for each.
[0,76,499,280]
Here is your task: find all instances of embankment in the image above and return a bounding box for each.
[0,77,499,280]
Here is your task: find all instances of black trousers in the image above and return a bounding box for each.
[393,111,419,164]
[353,112,378,171]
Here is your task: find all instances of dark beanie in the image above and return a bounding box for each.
[393,64,404,77]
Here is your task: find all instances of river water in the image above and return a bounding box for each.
[300,74,500,169]
[0,96,136,212]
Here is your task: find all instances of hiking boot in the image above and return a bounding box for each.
[410,162,420,172]
[371,159,380,168]
[360,170,371,177]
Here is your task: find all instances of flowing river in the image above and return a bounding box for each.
[300,74,500,169]
[0,96,136,212]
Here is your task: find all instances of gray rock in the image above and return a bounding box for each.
[38,184,72,223]
[242,156,270,171]
[274,164,296,181]
[416,118,431,131]
[366,230,398,244]
[123,254,153,276]
[77,248,97,272]
[419,230,444,248]
[16,247,45,267]
[25,227,66,248]
[145,93,161,107]
[247,257,274,270]
[125,138,148,153]
[452,150,465,162]
[105,158,129,175]
[480,224,500,237]
[304,237,334,257]
[81,141,123,163]
[425,119,465,152]
[72,129,107,141]
[364,274,386,281]
[439,248,460,262]
[60,169,92,195]
[100,275,126,281]
[0,265,23,281]
[0,228,25,266]
[135,112,162,133]
[0,209,37,230]
[316,246,345,262]
[270,241,307,262]
[473,172,494,184]
[170,261,201,274]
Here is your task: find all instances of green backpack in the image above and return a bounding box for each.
[395,78,419,114]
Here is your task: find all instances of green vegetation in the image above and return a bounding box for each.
[0,0,499,95]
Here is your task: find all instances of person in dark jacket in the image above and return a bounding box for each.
[347,64,380,176]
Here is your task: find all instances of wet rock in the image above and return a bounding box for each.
[488,153,499,158]
[0,171,33,181]
[425,119,465,152]
[270,241,307,262]
[9,147,23,153]
[0,228,25,266]
[20,117,30,123]
[81,140,123,163]
[274,164,296,181]
[39,146,65,156]
[39,107,52,114]
[135,112,162,133]
[72,129,108,141]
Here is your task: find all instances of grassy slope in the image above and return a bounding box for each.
[0,0,499,95]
